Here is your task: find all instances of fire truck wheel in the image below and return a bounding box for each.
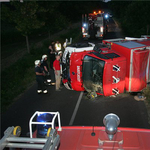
[13,126,21,137]
[47,128,52,137]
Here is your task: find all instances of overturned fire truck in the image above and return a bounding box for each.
[62,37,150,97]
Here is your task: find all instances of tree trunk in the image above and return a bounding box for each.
[26,35,30,53]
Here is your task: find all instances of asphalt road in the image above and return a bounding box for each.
[1,18,150,138]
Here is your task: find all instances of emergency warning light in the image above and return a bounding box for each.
[36,113,54,137]
[83,23,87,27]
[105,14,109,19]
[29,111,62,138]
[103,113,120,140]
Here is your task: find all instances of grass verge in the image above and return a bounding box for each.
[143,85,150,124]
[143,85,150,104]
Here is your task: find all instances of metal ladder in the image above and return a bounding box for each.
[0,111,62,150]
[0,126,60,150]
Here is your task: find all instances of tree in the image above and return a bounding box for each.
[2,1,46,53]
[123,1,150,36]
[108,1,150,37]
[39,1,68,39]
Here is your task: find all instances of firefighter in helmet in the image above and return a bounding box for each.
[41,55,51,85]
[41,55,49,73]
[35,60,47,94]
[58,51,63,63]
[48,41,56,69]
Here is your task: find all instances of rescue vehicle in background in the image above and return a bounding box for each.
[82,11,108,39]
[62,36,150,98]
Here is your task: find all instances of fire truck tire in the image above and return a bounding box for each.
[47,128,52,137]
[13,126,21,137]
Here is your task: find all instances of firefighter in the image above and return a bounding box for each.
[48,42,56,85]
[41,55,51,85]
[41,55,49,74]
[55,41,61,52]
[48,41,56,69]
[35,60,47,94]
[53,55,61,91]
[58,51,63,88]
[58,51,63,75]
[58,51,63,63]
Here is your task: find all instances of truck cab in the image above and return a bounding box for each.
[62,43,126,97]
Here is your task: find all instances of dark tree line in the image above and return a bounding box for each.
[1,1,106,53]
[109,1,150,37]
[1,1,68,53]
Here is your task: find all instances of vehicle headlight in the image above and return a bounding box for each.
[100,27,103,32]
[105,14,109,19]
[83,23,87,27]
[82,27,85,33]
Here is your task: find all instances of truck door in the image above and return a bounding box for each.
[82,55,105,94]
[131,49,149,91]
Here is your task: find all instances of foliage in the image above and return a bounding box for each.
[57,1,107,22]
[1,1,47,53]
[1,21,25,46]
[1,53,36,112]
[143,86,150,104]
[38,2,68,34]
[2,1,45,36]
[108,1,150,37]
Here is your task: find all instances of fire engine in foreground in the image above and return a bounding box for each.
[1,111,150,150]
[82,11,108,39]
[62,36,150,98]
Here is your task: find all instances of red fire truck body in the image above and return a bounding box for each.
[70,51,87,92]
[62,38,150,97]
[137,40,150,82]
[70,48,126,96]
[102,54,126,96]
[1,111,150,150]
[70,49,126,96]
[62,44,126,96]
[103,39,150,92]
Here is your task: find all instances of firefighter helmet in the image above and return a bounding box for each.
[42,55,47,60]
[35,60,40,66]
[58,51,62,55]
